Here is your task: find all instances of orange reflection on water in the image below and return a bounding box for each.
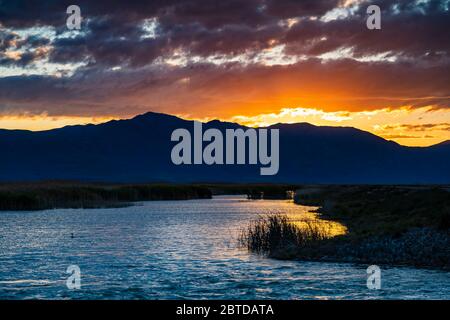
[236,198,348,238]
[287,207,348,238]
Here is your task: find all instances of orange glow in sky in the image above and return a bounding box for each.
[0,1,448,148]
[1,105,449,147]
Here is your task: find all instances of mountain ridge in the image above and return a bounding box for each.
[0,111,449,184]
[2,111,448,149]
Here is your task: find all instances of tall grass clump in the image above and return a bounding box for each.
[239,214,328,258]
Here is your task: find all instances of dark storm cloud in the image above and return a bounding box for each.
[2,0,449,65]
[0,75,71,102]
[163,22,286,56]
[0,56,448,118]
[0,50,45,67]
[0,0,163,28]
[0,29,51,67]
[284,0,450,61]
[49,31,167,67]
[0,0,449,116]
[0,0,338,27]
[0,30,18,50]
[264,0,340,18]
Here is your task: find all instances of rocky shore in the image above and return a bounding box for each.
[274,227,450,270]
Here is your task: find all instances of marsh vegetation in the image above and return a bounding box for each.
[0,182,212,210]
[241,185,450,268]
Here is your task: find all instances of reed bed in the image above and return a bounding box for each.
[0,184,212,211]
[239,214,329,256]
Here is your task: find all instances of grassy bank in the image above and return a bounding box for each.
[0,182,212,211]
[241,185,450,269]
[294,185,450,236]
[0,182,298,211]
[239,215,328,256]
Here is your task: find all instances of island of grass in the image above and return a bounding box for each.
[240,185,450,270]
[0,182,212,211]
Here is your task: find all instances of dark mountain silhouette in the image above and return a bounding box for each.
[0,112,449,184]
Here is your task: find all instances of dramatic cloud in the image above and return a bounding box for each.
[381,123,450,131]
[0,0,449,145]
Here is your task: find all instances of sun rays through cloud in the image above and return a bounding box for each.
[0,0,449,146]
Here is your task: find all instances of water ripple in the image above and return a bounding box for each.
[0,196,449,299]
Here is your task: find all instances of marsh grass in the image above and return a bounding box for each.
[294,185,450,237]
[0,183,212,211]
[239,214,330,257]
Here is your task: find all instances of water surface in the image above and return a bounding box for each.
[0,196,448,299]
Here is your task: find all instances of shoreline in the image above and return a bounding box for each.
[0,183,212,211]
[2,182,449,270]
[0,182,297,211]
[269,227,450,271]
[242,185,450,270]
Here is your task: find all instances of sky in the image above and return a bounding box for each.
[0,0,449,146]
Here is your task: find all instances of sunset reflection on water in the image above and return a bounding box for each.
[287,208,348,238]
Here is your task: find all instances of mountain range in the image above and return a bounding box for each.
[0,112,449,184]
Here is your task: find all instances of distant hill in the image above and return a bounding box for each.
[0,112,449,184]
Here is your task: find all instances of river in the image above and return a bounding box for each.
[0,196,448,299]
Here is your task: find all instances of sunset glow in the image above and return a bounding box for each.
[0,0,449,146]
